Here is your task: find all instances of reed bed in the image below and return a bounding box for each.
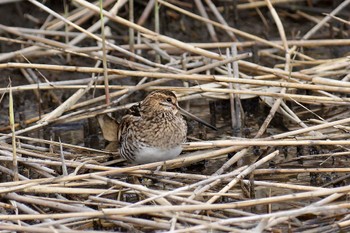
[0,0,350,232]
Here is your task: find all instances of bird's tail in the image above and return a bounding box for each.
[97,114,120,142]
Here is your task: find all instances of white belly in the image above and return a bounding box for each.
[134,146,182,164]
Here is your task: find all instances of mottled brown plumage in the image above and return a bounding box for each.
[117,90,187,163]
[98,90,216,164]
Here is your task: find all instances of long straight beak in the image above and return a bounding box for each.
[178,107,217,131]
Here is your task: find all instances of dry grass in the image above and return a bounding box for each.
[0,0,350,232]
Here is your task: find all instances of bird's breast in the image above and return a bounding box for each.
[137,115,187,146]
[133,145,182,164]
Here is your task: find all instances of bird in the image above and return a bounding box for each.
[98,90,216,164]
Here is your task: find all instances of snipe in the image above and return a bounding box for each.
[98,90,216,164]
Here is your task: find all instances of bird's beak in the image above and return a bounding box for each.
[178,107,217,131]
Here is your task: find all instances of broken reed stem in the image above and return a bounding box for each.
[58,138,68,176]
[226,48,236,130]
[8,80,18,181]
[129,0,135,58]
[237,0,305,10]
[154,0,161,63]
[99,0,110,105]
[231,44,242,133]
[63,0,71,63]
[254,0,289,138]
[194,0,218,42]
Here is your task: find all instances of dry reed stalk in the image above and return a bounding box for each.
[297,10,348,36]
[19,186,121,195]
[185,139,350,148]
[242,180,324,191]
[99,0,110,106]
[46,0,114,30]
[120,39,350,50]
[237,0,304,10]
[289,0,350,57]
[227,48,236,130]
[8,81,18,181]
[204,0,237,41]
[68,2,127,46]
[5,26,83,37]
[5,134,109,153]
[194,0,218,42]
[0,225,104,233]
[254,168,350,175]
[327,13,350,26]
[137,0,155,26]
[254,0,291,139]
[0,164,27,180]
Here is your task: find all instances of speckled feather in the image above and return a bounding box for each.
[117,90,187,164]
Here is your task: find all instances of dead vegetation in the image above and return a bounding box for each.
[0,0,350,232]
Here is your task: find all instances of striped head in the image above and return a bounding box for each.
[140,90,180,117]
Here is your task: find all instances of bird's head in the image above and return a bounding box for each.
[141,90,217,130]
[141,90,179,115]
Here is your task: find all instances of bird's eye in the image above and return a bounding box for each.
[166,98,172,103]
